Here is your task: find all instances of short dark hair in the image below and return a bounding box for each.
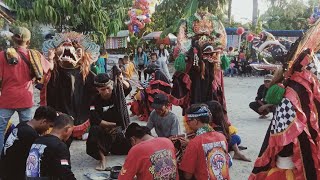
[12,36,25,46]
[186,104,211,124]
[53,113,74,129]
[125,123,151,139]
[151,52,158,58]
[33,106,57,123]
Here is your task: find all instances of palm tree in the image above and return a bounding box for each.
[252,0,259,28]
[228,0,232,25]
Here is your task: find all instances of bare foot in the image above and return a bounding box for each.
[95,160,107,171]
[259,115,269,119]
[233,153,251,162]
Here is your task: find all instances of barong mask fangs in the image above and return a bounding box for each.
[42,32,100,68]
[57,40,83,66]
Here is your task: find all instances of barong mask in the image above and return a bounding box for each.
[56,40,83,67]
[175,10,226,65]
[42,32,100,77]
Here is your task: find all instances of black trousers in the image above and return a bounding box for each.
[249,101,268,115]
[86,125,131,160]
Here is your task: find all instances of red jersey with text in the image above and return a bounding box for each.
[180,131,230,180]
[118,137,178,180]
[0,48,33,108]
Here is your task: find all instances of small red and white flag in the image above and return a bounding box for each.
[60,159,69,166]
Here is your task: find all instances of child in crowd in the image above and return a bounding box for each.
[0,106,57,180]
[122,55,136,80]
[118,58,124,70]
[25,113,76,179]
[149,52,171,80]
[147,93,180,138]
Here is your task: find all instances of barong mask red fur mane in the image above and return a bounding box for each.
[42,32,100,79]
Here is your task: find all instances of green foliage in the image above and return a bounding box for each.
[151,0,227,37]
[261,0,310,30]
[4,0,132,43]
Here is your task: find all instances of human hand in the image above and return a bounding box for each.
[118,73,124,82]
[178,137,189,146]
[48,49,55,61]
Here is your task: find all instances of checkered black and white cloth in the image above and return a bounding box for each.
[271,98,296,134]
[306,56,320,80]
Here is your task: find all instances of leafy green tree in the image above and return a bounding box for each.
[261,0,310,30]
[149,0,227,37]
[4,0,132,43]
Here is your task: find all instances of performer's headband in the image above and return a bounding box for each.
[187,106,211,118]
[94,79,114,88]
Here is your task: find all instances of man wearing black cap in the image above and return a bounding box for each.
[86,72,132,170]
[147,93,180,138]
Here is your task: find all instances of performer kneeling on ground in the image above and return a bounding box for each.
[179,104,230,180]
[86,73,132,171]
[119,123,178,180]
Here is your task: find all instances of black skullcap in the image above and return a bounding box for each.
[94,73,112,87]
[145,64,160,74]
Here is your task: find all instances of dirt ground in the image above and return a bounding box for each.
[10,75,270,180]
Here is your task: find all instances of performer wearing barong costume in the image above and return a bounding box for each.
[41,32,100,138]
[171,10,229,122]
[86,71,132,171]
[249,20,320,180]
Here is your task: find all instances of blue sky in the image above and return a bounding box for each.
[232,0,268,22]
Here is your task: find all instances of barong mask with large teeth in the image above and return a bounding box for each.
[56,40,83,67]
[42,32,100,69]
[42,32,100,79]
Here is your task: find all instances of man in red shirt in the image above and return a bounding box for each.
[180,104,230,180]
[118,123,178,180]
[0,26,53,151]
